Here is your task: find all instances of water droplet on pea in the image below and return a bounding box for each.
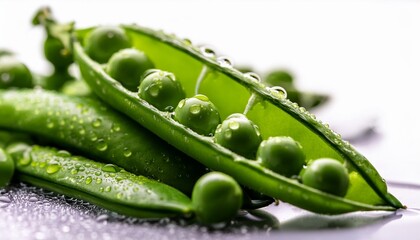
[123,148,132,157]
[147,83,161,97]
[112,123,121,132]
[70,168,78,175]
[46,163,61,174]
[96,178,102,184]
[96,139,108,151]
[85,177,92,185]
[1,73,11,82]
[105,186,112,192]
[177,99,186,108]
[189,104,201,115]
[92,118,102,127]
[101,164,119,173]
[79,128,86,135]
[228,120,240,130]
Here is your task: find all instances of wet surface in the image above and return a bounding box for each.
[0,182,418,240]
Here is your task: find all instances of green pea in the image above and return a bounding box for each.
[84,26,131,63]
[263,69,294,88]
[107,48,154,92]
[138,70,185,111]
[300,158,349,197]
[44,36,73,71]
[257,136,305,177]
[0,148,14,188]
[214,113,262,159]
[192,172,243,225]
[0,56,33,89]
[174,95,220,136]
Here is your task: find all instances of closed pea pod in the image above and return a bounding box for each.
[7,143,192,218]
[0,89,206,194]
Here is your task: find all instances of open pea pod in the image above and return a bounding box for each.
[73,25,403,214]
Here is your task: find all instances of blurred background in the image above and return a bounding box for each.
[1,0,419,185]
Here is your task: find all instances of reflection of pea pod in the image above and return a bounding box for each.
[0,89,206,194]
[8,143,192,218]
[73,25,402,214]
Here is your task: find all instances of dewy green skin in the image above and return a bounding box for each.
[8,144,192,218]
[0,148,14,188]
[0,89,206,195]
[73,25,403,214]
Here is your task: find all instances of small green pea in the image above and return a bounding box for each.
[43,36,73,71]
[0,148,14,188]
[192,172,243,225]
[257,136,305,177]
[214,113,262,159]
[0,56,33,89]
[107,48,154,92]
[300,158,349,197]
[174,95,220,136]
[84,26,131,63]
[138,70,185,111]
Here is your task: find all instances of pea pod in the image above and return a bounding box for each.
[0,89,206,194]
[7,143,192,218]
[73,25,403,214]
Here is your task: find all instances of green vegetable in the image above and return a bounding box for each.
[214,113,262,159]
[8,143,192,218]
[192,172,243,224]
[257,136,305,177]
[300,158,350,197]
[107,48,154,92]
[0,56,33,89]
[73,25,402,214]
[84,26,131,63]
[43,36,74,71]
[0,89,206,194]
[0,147,14,188]
[174,94,221,136]
[138,69,185,111]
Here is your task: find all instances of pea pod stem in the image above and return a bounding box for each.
[194,65,209,95]
[9,144,193,218]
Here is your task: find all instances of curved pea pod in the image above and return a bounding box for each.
[8,144,192,218]
[73,25,403,214]
[0,89,206,194]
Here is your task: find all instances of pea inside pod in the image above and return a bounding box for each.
[73,25,402,214]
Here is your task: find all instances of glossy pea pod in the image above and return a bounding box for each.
[0,89,206,194]
[7,143,192,218]
[73,25,403,214]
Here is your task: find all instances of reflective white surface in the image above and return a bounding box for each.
[0,0,419,239]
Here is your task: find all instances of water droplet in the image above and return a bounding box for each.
[1,73,11,83]
[85,177,92,185]
[177,99,185,108]
[57,150,71,157]
[46,119,55,129]
[70,169,78,175]
[96,139,108,151]
[18,153,32,166]
[112,123,121,132]
[90,133,98,142]
[117,192,123,199]
[96,214,109,222]
[228,120,240,130]
[189,104,201,115]
[0,195,11,208]
[46,163,61,174]
[96,178,102,184]
[147,83,161,97]
[105,186,112,192]
[269,86,287,99]
[217,56,233,67]
[101,164,119,173]
[194,94,209,101]
[224,129,232,139]
[92,118,102,128]
[244,72,261,82]
[183,38,192,45]
[123,148,132,157]
[200,46,216,58]
[79,128,86,135]
[28,196,38,202]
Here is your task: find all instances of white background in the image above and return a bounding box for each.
[1,0,420,184]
